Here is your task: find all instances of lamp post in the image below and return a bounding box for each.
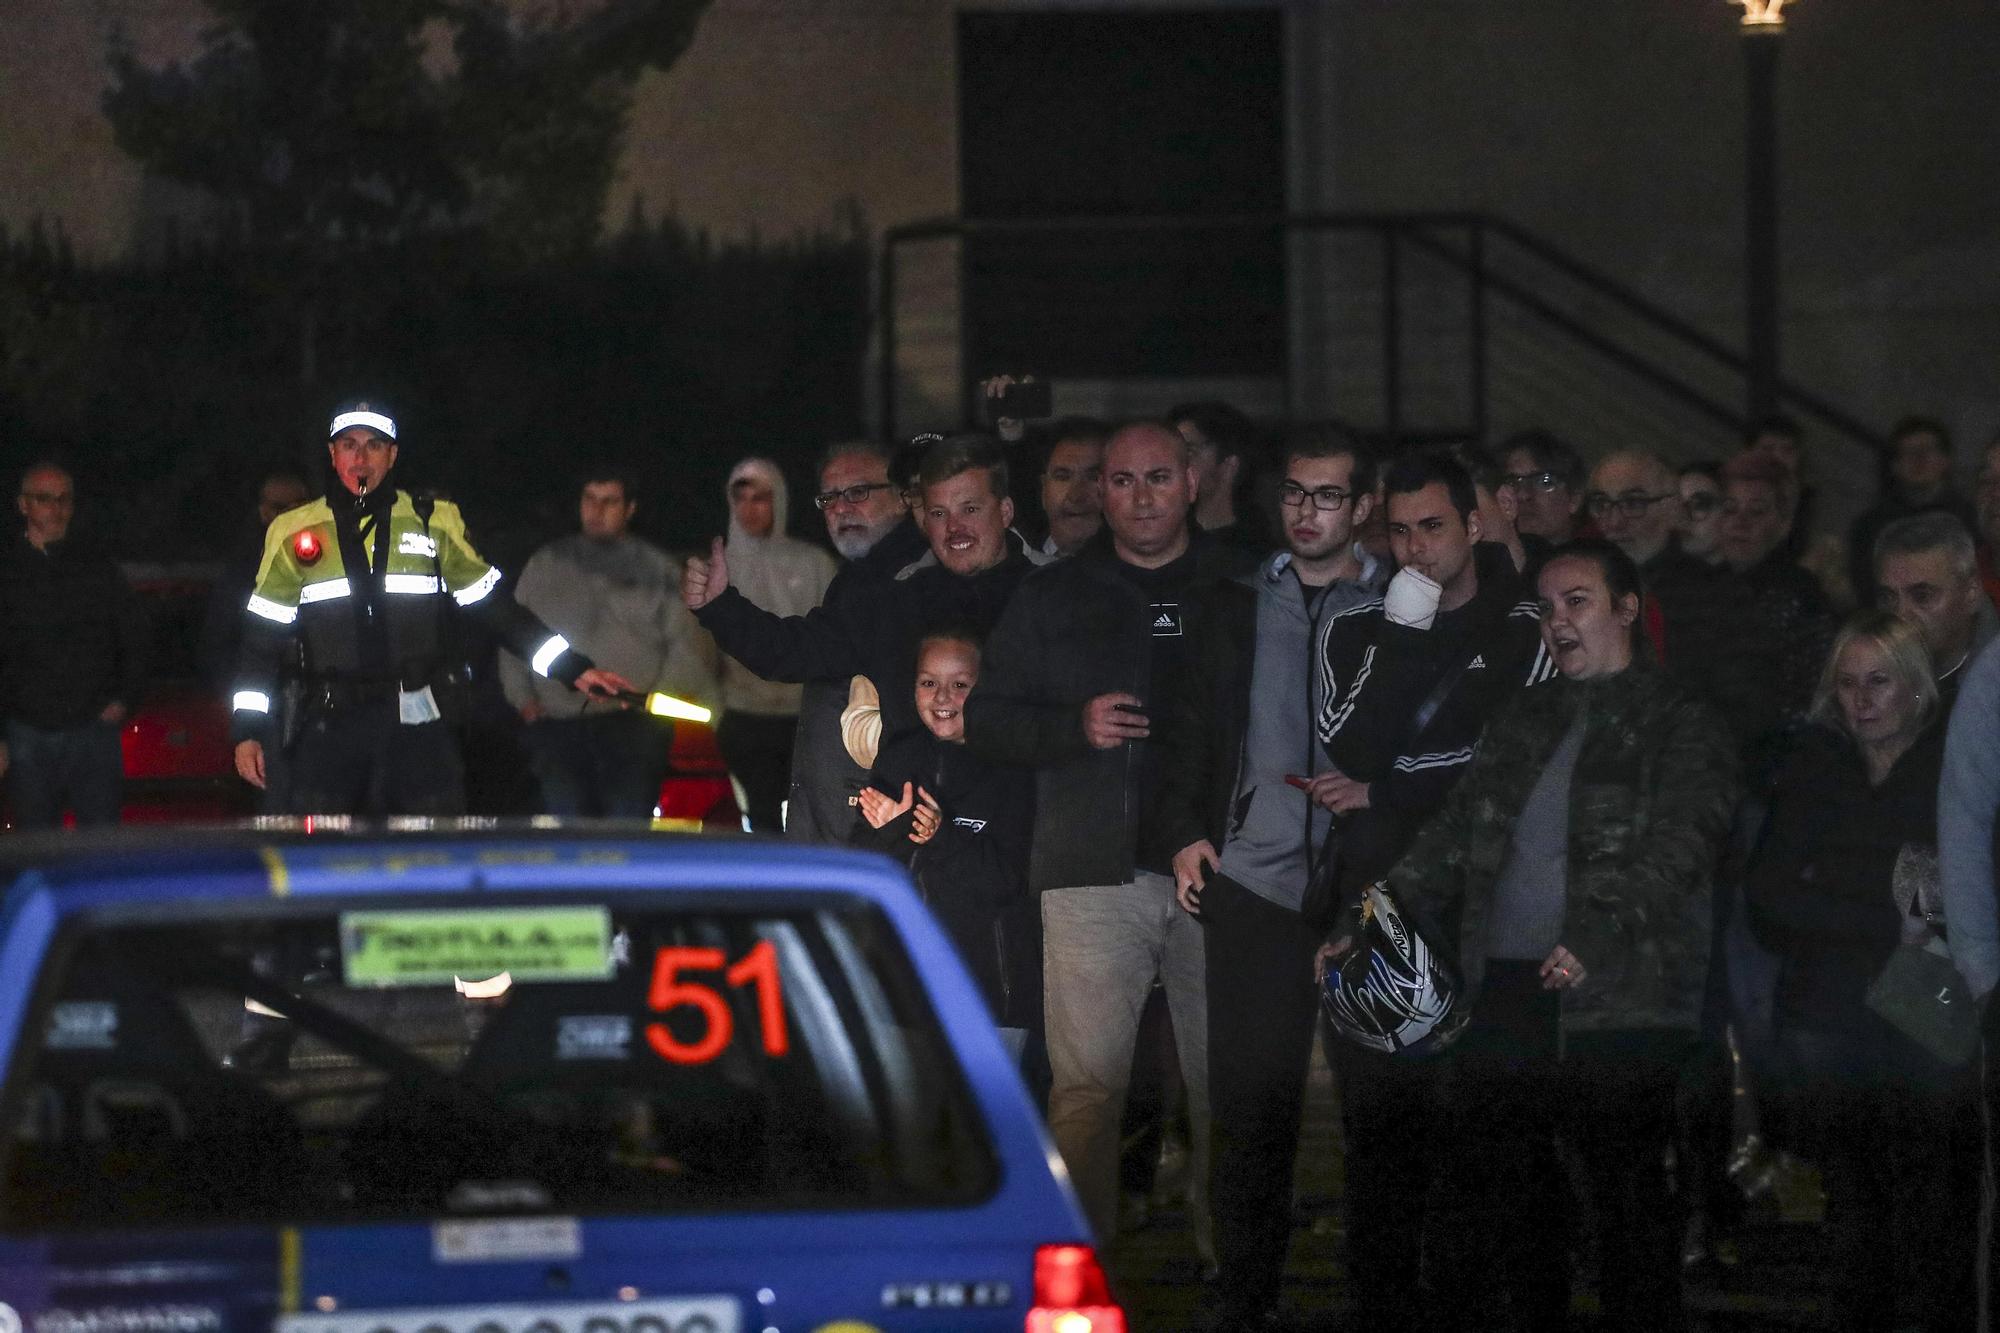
[1734,0,1793,420]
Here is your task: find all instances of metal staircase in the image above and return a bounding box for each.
[878,211,1883,465]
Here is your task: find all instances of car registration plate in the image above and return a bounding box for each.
[279,1296,740,1333]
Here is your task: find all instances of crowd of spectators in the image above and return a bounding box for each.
[10,393,2000,1330]
[672,402,2000,1332]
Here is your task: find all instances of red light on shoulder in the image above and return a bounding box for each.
[1027,1245,1125,1333]
[292,529,323,565]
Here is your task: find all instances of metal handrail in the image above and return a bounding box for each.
[878,211,1883,455]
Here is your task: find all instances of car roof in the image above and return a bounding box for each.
[0,823,920,916]
[0,824,992,1093]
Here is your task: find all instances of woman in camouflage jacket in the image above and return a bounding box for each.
[1388,573,1740,1035]
[1383,539,1738,1332]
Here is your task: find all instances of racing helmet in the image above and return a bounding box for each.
[1320,882,1468,1057]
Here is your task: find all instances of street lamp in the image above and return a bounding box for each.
[1732,0,1794,30]
[1734,0,1795,418]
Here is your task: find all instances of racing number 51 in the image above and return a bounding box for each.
[645,939,790,1064]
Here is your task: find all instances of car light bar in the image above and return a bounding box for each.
[1027,1244,1126,1333]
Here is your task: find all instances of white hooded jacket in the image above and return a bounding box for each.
[720,457,837,716]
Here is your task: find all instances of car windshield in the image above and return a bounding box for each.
[2,895,997,1229]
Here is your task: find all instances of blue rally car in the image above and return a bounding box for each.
[0,830,1125,1333]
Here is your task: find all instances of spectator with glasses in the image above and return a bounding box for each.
[1154,425,1388,1324]
[783,440,930,842]
[1587,449,1724,668]
[1446,441,1535,579]
[1678,462,1728,567]
[1501,429,1588,549]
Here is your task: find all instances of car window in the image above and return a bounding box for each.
[1,896,997,1229]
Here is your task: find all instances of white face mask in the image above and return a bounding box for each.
[1383,565,1443,630]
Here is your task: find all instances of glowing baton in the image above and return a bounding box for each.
[615,690,713,724]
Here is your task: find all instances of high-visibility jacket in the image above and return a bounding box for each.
[230,487,586,742]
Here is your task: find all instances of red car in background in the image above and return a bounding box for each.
[119,565,248,823]
[110,565,742,829]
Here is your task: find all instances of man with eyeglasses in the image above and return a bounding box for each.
[1501,430,1587,547]
[0,461,145,827]
[1678,463,1728,566]
[500,469,720,818]
[1587,450,1725,667]
[782,440,929,841]
[1152,425,1387,1325]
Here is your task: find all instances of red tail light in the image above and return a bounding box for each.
[1027,1244,1126,1333]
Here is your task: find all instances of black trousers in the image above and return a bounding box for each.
[717,709,795,833]
[1332,1024,1447,1333]
[524,711,670,818]
[284,707,465,816]
[1202,872,1323,1313]
[1431,961,1691,1333]
[1774,1022,1979,1333]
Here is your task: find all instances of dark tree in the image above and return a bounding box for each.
[103,0,711,257]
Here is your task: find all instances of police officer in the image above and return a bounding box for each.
[229,399,633,814]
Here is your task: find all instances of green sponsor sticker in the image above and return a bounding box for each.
[341,906,613,987]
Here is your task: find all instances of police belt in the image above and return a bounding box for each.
[302,674,428,711]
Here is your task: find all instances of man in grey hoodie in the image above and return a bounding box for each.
[501,469,719,817]
[1154,425,1387,1325]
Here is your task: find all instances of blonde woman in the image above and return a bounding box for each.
[1746,609,1976,1332]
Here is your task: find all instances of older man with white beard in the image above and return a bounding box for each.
[778,440,929,841]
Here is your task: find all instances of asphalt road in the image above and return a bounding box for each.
[1105,1044,1842,1332]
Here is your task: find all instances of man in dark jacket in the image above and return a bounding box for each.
[1847,416,1981,606]
[1154,425,1387,1323]
[0,461,146,827]
[1587,448,1728,669]
[784,440,929,841]
[1317,453,1556,888]
[684,436,1044,770]
[1711,451,1836,782]
[1310,451,1554,1333]
[967,420,1246,1262]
